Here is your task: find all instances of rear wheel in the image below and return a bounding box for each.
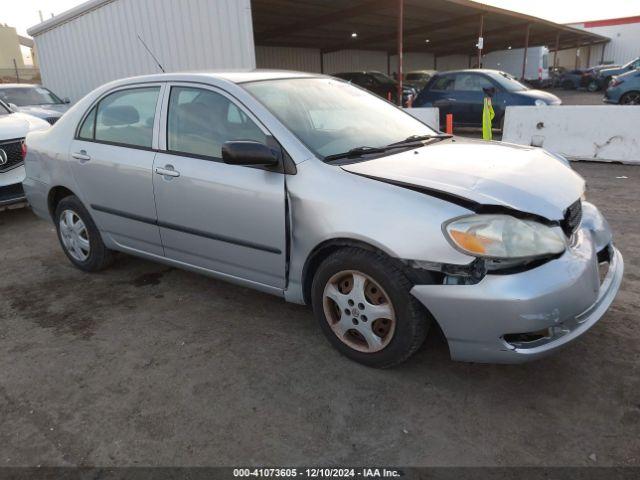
[54,195,114,272]
[620,91,640,105]
[562,80,574,90]
[311,248,430,368]
[587,80,599,92]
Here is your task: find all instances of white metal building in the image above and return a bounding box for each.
[556,16,640,69]
[28,0,606,102]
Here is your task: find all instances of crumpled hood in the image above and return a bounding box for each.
[0,112,50,139]
[341,139,585,220]
[17,104,69,119]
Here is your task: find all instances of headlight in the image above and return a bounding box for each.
[444,215,566,259]
[534,99,547,106]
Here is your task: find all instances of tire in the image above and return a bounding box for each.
[311,247,430,368]
[587,80,599,92]
[54,195,114,272]
[620,91,640,105]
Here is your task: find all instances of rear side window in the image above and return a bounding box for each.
[454,74,495,92]
[167,86,267,159]
[91,87,160,148]
[430,75,455,91]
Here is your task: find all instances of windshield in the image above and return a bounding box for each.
[489,71,528,92]
[369,72,395,85]
[0,87,63,106]
[0,100,10,115]
[243,78,437,159]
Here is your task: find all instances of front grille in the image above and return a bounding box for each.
[0,138,24,173]
[45,117,59,125]
[561,199,583,237]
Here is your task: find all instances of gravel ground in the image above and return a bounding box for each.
[0,162,638,467]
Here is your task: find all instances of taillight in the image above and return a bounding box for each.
[21,141,27,159]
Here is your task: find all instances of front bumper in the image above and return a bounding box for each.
[411,205,624,364]
[0,165,27,209]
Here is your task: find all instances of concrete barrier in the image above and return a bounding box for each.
[404,107,440,131]
[502,106,640,165]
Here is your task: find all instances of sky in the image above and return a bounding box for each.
[3,0,640,37]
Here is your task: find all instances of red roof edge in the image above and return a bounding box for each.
[582,15,640,28]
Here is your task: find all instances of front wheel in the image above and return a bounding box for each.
[587,80,599,92]
[311,248,430,368]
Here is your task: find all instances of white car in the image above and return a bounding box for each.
[0,84,71,125]
[0,100,50,209]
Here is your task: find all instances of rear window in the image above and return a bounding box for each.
[429,75,455,91]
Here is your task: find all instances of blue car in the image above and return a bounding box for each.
[414,69,561,129]
[604,68,640,105]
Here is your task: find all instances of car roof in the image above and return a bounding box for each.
[433,69,505,76]
[102,70,321,86]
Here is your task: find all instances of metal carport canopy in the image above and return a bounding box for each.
[251,0,609,57]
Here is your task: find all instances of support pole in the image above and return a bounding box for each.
[553,32,560,69]
[397,0,404,106]
[586,43,592,68]
[319,50,324,74]
[477,14,484,68]
[13,58,20,83]
[575,38,581,69]
[600,42,606,65]
[521,24,530,80]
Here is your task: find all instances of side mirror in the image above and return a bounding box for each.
[222,141,280,167]
[63,97,71,104]
[8,103,19,112]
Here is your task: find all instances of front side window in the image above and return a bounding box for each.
[78,107,97,139]
[167,87,267,159]
[93,87,160,148]
[0,100,10,116]
[243,78,436,159]
[0,87,63,106]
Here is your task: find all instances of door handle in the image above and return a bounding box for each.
[155,166,180,178]
[72,151,91,162]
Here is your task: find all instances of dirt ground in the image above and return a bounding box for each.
[551,88,606,106]
[0,162,638,467]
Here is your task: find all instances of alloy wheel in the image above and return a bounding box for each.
[59,209,91,261]
[621,92,640,105]
[322,270,396,353]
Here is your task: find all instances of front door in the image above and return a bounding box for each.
[152,84,287,289]
[69,85,164,255]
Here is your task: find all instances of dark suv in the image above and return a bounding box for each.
[333,71,417,107]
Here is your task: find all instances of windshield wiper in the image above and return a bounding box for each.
[386,133,452,147]
[324,146,388,162]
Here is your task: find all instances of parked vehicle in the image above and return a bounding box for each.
[404,70,438,90]
[549,67,567,88]
[0,99,50,209]
[557,69,590,90]
[333,71,417,106]
[23,71,623,367]
[482,47,550,87]
[0,84,71,125]
[604,68,640,104]
[414,69,561,129]
[596,57,640,89]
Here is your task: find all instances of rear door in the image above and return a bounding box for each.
[421,74,457,125]
[69,84,164,255]
[152,84,287,289]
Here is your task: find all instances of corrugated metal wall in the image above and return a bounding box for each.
[32,0,256,101]
[256,46,322,73]
[570,20,640,67]
[256,47,435,76]
[435,54,470,71]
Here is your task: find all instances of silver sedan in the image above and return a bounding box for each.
[23,71,623,367]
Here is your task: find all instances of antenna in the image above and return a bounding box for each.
[137,34,166,73]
